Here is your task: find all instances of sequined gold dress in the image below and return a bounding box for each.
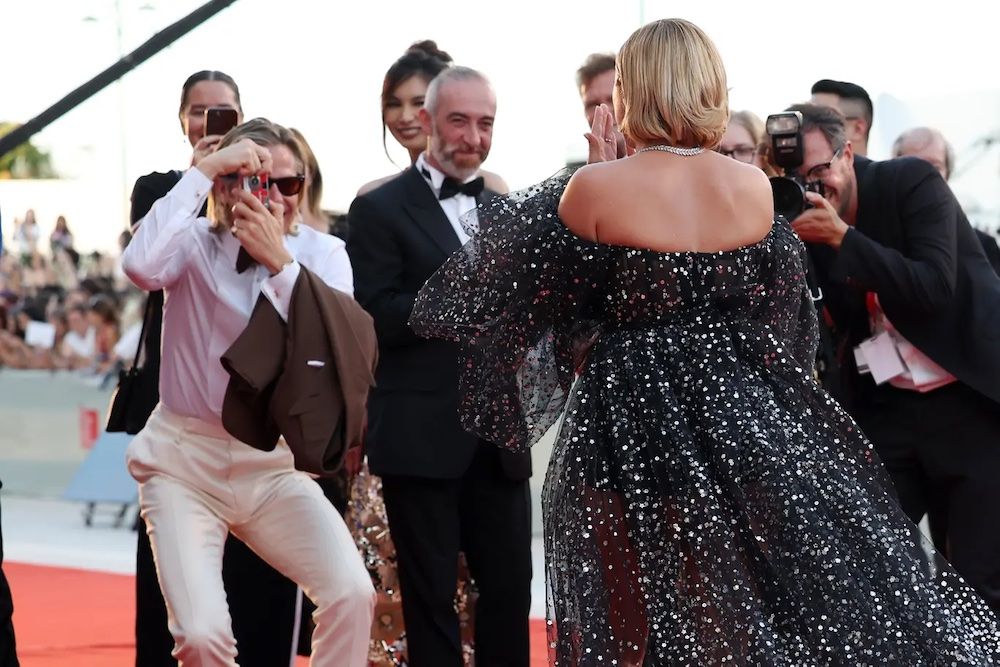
[410,171,1000,666]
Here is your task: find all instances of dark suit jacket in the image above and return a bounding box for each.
[976,230,1000,276]
[220,267,377,476]
[347,166,531,480]
[809,156,1000,408]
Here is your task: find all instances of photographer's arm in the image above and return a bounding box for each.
[832,167,958,314]
[122,169,210,291]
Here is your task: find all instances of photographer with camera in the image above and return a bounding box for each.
[122,118,374,666]
[129,71,318,667]
[776,102,1000,613]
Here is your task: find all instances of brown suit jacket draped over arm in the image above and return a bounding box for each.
[220,267,377,476]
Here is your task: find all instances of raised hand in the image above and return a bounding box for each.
[585,104,630,163]
[195,138,273,181]
[190,134,224,166]
[791,192,850,249]
[230,190,292,275]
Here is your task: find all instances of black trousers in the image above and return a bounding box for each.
[381,443,532,667]
[855,381,1000,613]
[135,517,298,666]
[0,490,19,667]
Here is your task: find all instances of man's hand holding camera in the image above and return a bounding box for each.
[231,193,292,275]
[196,138,272,181]
[196,139,292,275]
[792,191,850,249]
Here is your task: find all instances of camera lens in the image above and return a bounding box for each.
[769,177,807,221]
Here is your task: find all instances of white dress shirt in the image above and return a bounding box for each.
[415,153,479,245]
[122,168,354,424]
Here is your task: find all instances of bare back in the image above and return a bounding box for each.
[559,151,773,253]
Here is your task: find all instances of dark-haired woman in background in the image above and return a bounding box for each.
[128,70,302,667]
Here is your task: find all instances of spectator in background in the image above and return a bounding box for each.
[577,52,616,127]
[892,126,1000,274]
[49,216,75,257]
[61,304,96,369]
[87,294,119,377]
[289,128,331,234]
[111,294,144,371]
[20,254,54,293]
[810,79,873,157]
[12,210,39,260]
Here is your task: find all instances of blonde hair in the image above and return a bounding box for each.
[289,127,323,217]
[729,110,765,146]
[209,118,305,233]
[616,18,729,149]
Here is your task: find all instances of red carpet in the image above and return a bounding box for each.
[6,562,548,666]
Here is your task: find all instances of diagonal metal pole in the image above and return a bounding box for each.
[0,0,239,159]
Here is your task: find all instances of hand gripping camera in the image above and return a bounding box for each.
[766,111,825,220]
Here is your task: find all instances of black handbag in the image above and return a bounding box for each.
[105,293,159,434]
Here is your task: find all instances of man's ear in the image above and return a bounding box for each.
[418,108,432,137]
[843,140,855,165]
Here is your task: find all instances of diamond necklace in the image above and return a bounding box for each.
[634,144,705,156]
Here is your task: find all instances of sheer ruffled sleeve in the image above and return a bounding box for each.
[765,218,820,374]
[410,170,609,451]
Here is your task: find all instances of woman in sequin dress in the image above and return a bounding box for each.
[410,18,1000,666]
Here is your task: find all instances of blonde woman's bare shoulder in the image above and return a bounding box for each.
[715,156,773,220]
[737,161,775,221]
[482,169,509,194]
[356,173,402,197]
[558,163,610,241]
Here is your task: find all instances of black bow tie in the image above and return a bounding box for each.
[438,175,485,200]
[236,247,257,273]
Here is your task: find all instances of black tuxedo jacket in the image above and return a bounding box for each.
[346,166,531,480]
[809,156,1000,408]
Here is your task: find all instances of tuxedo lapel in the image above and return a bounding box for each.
[401,167,463,256]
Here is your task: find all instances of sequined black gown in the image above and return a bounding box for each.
[409,171,1000,666]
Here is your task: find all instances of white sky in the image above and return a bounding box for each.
[3,0,1000,252]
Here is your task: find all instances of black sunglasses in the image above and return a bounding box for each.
[269,175,305,196]
[220,174,305,196]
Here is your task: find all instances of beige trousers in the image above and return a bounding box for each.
[126,405,374,667]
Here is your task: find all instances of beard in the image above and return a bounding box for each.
[429,126,488,179]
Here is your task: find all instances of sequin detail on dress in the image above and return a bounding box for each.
[410,170,1000,666]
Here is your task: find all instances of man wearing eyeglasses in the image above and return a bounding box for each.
[787,102,1000,615]
[811,79,873,157]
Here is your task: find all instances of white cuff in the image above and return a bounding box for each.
[261,260,300,322]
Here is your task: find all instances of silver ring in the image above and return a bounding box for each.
[604,138,614,144]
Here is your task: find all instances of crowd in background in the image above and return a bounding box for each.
[0,210,141,380]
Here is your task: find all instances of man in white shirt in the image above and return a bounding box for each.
[122,118,373,666]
